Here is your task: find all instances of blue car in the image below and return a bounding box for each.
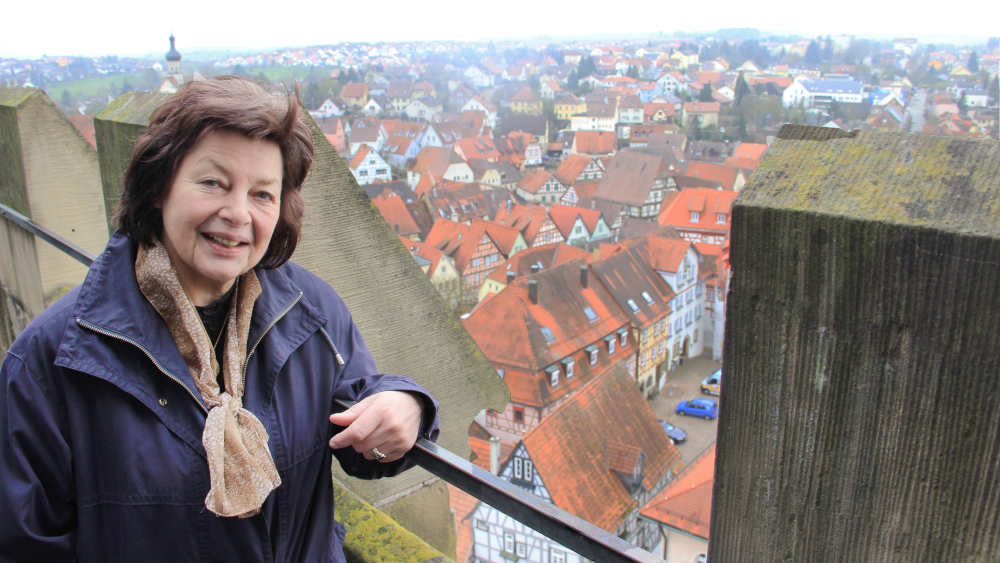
[658,419,687,444]
[676,398,719,420]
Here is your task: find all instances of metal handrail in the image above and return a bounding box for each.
[1,201,660,562]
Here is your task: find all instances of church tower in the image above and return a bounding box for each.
[165,35,181,75]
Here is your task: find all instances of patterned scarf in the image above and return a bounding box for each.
[135,241,281,518]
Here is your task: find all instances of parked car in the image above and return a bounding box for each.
[658,419,687,444]
[701,369,722,396]
[676,398,719,420]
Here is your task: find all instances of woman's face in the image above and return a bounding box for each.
[159,129,283,306]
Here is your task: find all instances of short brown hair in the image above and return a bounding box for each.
[116,76,313,268]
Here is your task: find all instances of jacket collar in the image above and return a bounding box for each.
[59,232,308,401]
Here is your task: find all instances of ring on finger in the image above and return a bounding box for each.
[371,447,387,462]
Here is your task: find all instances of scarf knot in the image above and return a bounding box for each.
[136,242,281,518]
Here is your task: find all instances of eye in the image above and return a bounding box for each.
[255,190,278,203]
[200,178,221,188]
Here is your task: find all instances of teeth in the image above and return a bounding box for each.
[206,234,241,247]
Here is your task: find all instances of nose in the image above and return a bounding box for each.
[218,186,252,225]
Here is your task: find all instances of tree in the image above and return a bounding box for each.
[734,71,750,106]
[577,56,596,79]
[967,51,979,73]
[805,40,822,66]
[567,69,579,90]
[626,65,639,79]
[698,83,714,102]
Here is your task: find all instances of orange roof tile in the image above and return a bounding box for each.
[657,187,737,234]
[553,154,592,186]
[348,144,371,169]
[684,161,743,190]
[517,169,553,194]
[639,445,715,539]
[574,131,616,155]
[521,365,681,531]
[373,194,419,237]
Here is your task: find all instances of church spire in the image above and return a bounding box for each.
[165,34,181,74]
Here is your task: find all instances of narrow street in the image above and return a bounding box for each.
[648,356,722,465]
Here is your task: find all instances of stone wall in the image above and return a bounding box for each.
[712,126,1000,561]
[0,87,107,305]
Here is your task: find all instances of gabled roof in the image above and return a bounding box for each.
[517,169,555,194]
[462,256,627,375]
[424,218,498,270]
[373,193,419,237]
[348,144,373,169]
[484,242,588,284]
[471,218,523,257]
[521,365,681,531]
[400,236,448,277]
[639,445,715,539]
[590,246,675,326]
[658,187,737,234]
[593,149,671,206]
[574,131,616,155]
[553,154,593,186]
[684,161,743,190]
[455,135,500,161]
[340,81,368,99]
[548,204,603,239]
[494,203,552,244]
[411,145,465,178]
[382,135,413,156]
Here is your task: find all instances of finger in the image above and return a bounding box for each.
[329,406,379,451]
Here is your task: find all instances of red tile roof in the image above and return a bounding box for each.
[64,113,96,149]
[574,131,616,155]
[553,154,592,186]
[657,187,737,234]
[461,257,628,385]
[521,365,682,531]
[348,144,372,169]
[517,169,553,195]
[684,161,743,190]
[639,445,715,539]
[593,149,672,206]
[494,204,551,245]
[547,204,603,239]
[373,194,419,237]
[484,242,588,284]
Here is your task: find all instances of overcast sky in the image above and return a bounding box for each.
[4,0,997,60]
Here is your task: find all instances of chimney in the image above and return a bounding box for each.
[528,279,538,304]
[489,435,501,475]
[506,271,515,284]
[580,265,589,288]
[530,264,539,274]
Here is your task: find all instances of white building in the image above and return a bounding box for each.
[782,78,865,108]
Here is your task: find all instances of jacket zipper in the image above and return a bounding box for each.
[241,291,303,393]
[75,317,209,414]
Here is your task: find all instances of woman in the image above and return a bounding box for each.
[0,77,438,561]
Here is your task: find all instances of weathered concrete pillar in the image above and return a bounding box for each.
[713,125,1000,561]
[0,87,108,305]
[94,89,509,556]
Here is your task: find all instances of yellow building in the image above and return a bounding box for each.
[554,95,585,121]
[511,85,543,115]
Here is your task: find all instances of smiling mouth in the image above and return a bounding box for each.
[203,233,246,248]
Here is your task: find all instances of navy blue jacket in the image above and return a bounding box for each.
[0,233,439,562]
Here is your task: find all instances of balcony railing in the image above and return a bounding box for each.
[1,202,660,563]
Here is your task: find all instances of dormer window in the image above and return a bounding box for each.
[546,365,560,387]
[586,344,598,365]
[618,328,628,347]
[716,213,727,225]
[561,357,575,379]
[627,299,640,313]
[690,211,700,222]
[605,334,616,355]
[641,291,654,305]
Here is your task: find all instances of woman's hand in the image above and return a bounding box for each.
[328,391,424,463]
